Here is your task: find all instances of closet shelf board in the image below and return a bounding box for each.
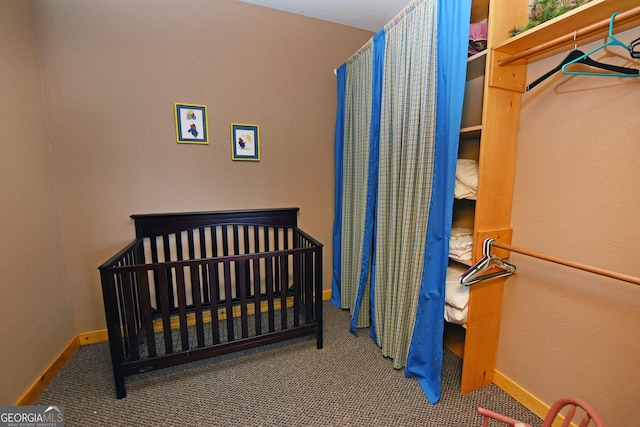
[495,0,640,64]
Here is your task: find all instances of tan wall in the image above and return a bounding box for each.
[0,1,76,405]
[10,2,636,421]
[0,0,372,404]
[32,0,373,333]
[497,28,640,426]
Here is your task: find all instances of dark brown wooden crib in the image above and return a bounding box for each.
[98,208,323,398]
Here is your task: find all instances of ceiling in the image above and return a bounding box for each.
[236,0,414,32]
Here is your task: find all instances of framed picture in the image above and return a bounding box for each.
[175,103,208,144]
[231,123,260,161]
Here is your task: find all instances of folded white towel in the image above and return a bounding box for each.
[449,229,473,261]
[444,303,468,325]
[454,159,478,200]
[445,264,470,309]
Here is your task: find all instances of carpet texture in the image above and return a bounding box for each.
[35,302,542,426]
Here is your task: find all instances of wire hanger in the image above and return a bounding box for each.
[458,238,516,286]
[561,12,640,77]
[527,29,638,91]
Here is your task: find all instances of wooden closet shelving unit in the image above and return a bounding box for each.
[446,0,640,395]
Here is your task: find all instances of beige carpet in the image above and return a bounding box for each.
[36,302,541,426]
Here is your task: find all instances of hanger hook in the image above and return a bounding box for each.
[483,238,495,257]
[609,12,619,38]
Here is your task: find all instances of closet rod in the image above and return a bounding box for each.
[498,5,640,66]
[490,241,640,286]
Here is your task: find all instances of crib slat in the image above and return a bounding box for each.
[280,254,288,330]
[265,255,275,332]
[190,264,205,348]
[113,273,128,356]
[175,267,190,351]
[139,271,157,358]
[273,226,279,250]
[242,224,251,316]
[238,261,249,338]
[274,230,281,292]
[185,228,202,345]
[200,227,210,304]
[222,224,230,257]
[314,247,323,349]
[252,226,262,334]
[263,225,270,253]
[304,247,314,323]
[156,269,174,354]
[211,226,221,311]
[175,231,183,261]
[207,260,221,345]
[187,228,195,259]
[252,257,262,335]
[243,225,250,252]
[148,237,163,315]
[162,234,171,261]
[232,224,239,255]
[149,236,159,263]
[126,253,143,331]
[211,225,218,258]
[121,273,140,361]
[183,229,206,346]
[232,225,242,303]
[223,260,234,341]
[293,249,300,327]
[162,235,175,308]
[283,227,289,251]
[233,226,239,293]
[253,225,260,254]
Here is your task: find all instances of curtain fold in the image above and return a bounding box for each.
[405,0,472,403]
[331,63,346,308]
[349,29,385,335]
[332,0,470,404]
[333,39,374,328]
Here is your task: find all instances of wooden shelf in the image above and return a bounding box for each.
[460,125,482,139]
[494,0,640,64]
[467,50,488,81]
[455,0,529,395]
[450,256,473,267]
[444,323,466,358]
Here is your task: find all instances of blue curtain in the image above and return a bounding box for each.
[405,0,471,403]
[331,0,470,403]
[331,63,347,307]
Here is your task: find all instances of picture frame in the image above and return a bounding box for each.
[231,123,260,161]
[175,103,208,144]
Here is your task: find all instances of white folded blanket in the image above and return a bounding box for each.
[445,304,468,325]
[444,263,470,325]
[445,263,470,310]
[454,159,478,200]
[449,227,473,261]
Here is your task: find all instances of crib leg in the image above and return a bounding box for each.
[109,357,126,398]
[106,336,127,398]
[114,370,127,399]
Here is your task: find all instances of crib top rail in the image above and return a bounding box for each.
[130,208,299,238]
[110,244,322,273]
[98,239,143,271]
